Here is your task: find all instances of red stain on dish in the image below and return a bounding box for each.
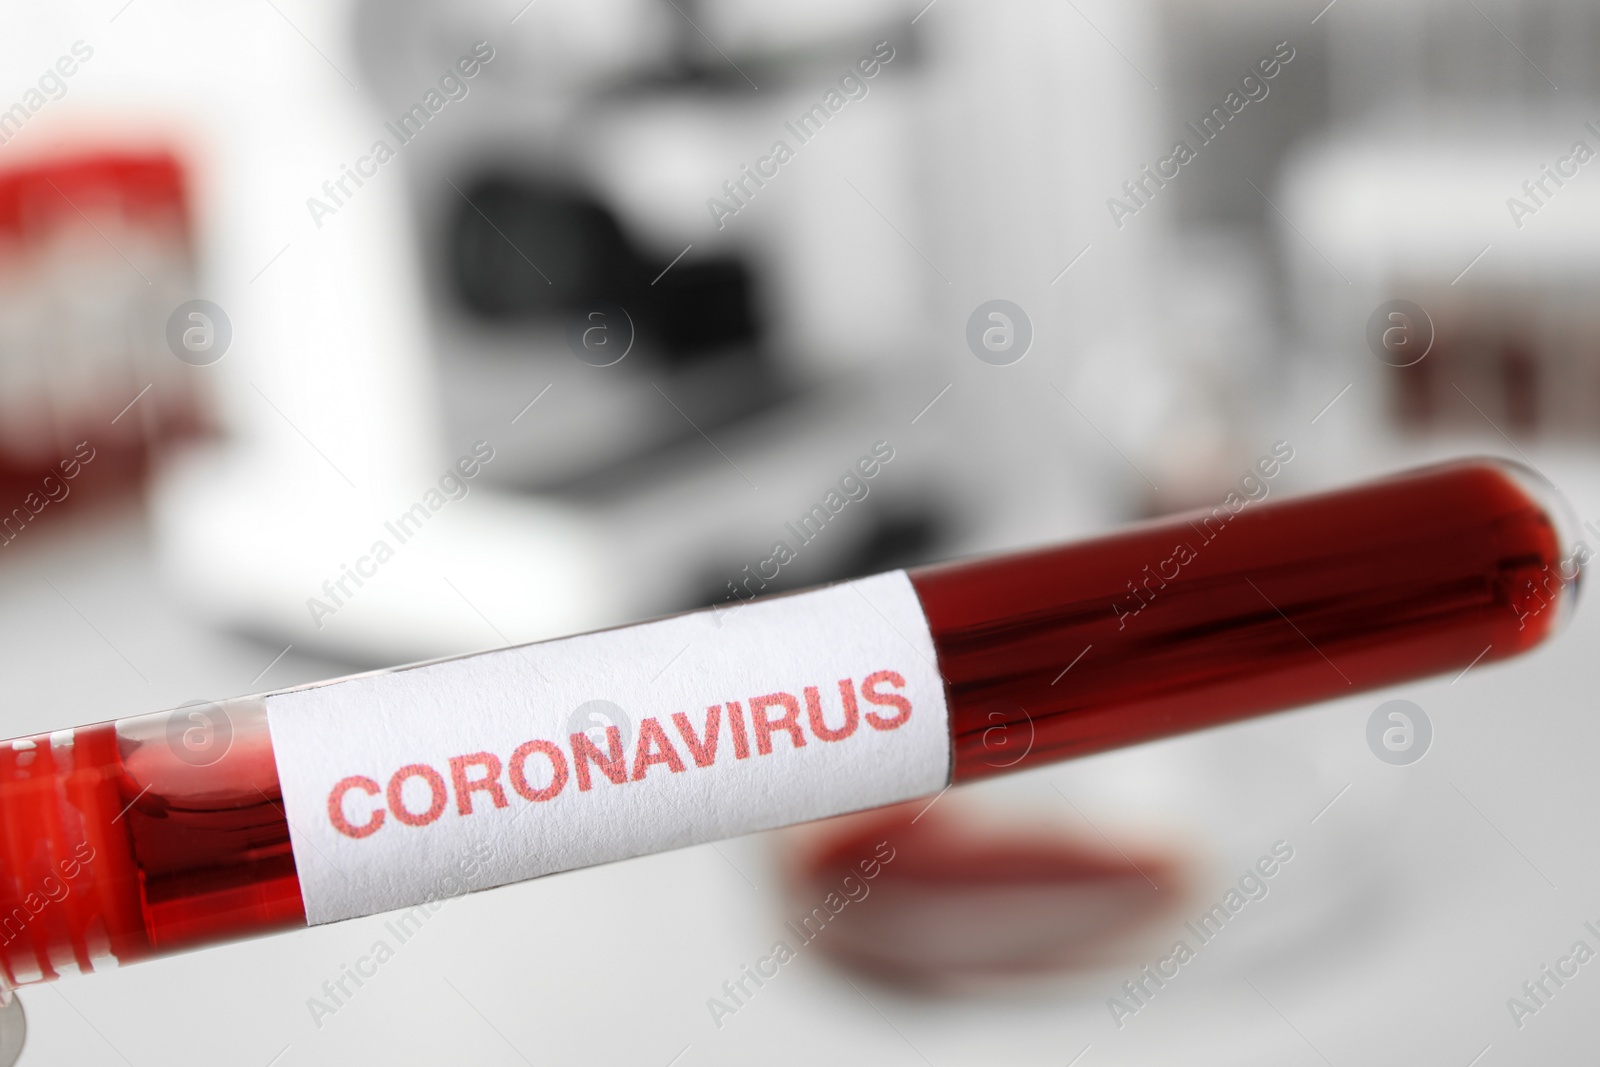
[781,800,1188,986]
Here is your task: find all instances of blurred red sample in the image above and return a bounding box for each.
[783,801,1184,985]
[0,151,208,511]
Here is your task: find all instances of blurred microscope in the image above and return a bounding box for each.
[352,0,950,619]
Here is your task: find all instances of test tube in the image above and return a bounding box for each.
[0,456,1577,987]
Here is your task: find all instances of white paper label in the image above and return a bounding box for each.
[266,570,950,925]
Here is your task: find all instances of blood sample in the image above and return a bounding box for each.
[0,456,1578,987]
[917,453,1579,779]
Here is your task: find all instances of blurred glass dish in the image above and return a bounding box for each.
[772,694,1406,1000]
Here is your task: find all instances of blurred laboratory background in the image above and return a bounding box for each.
[1,0,1599,1063]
